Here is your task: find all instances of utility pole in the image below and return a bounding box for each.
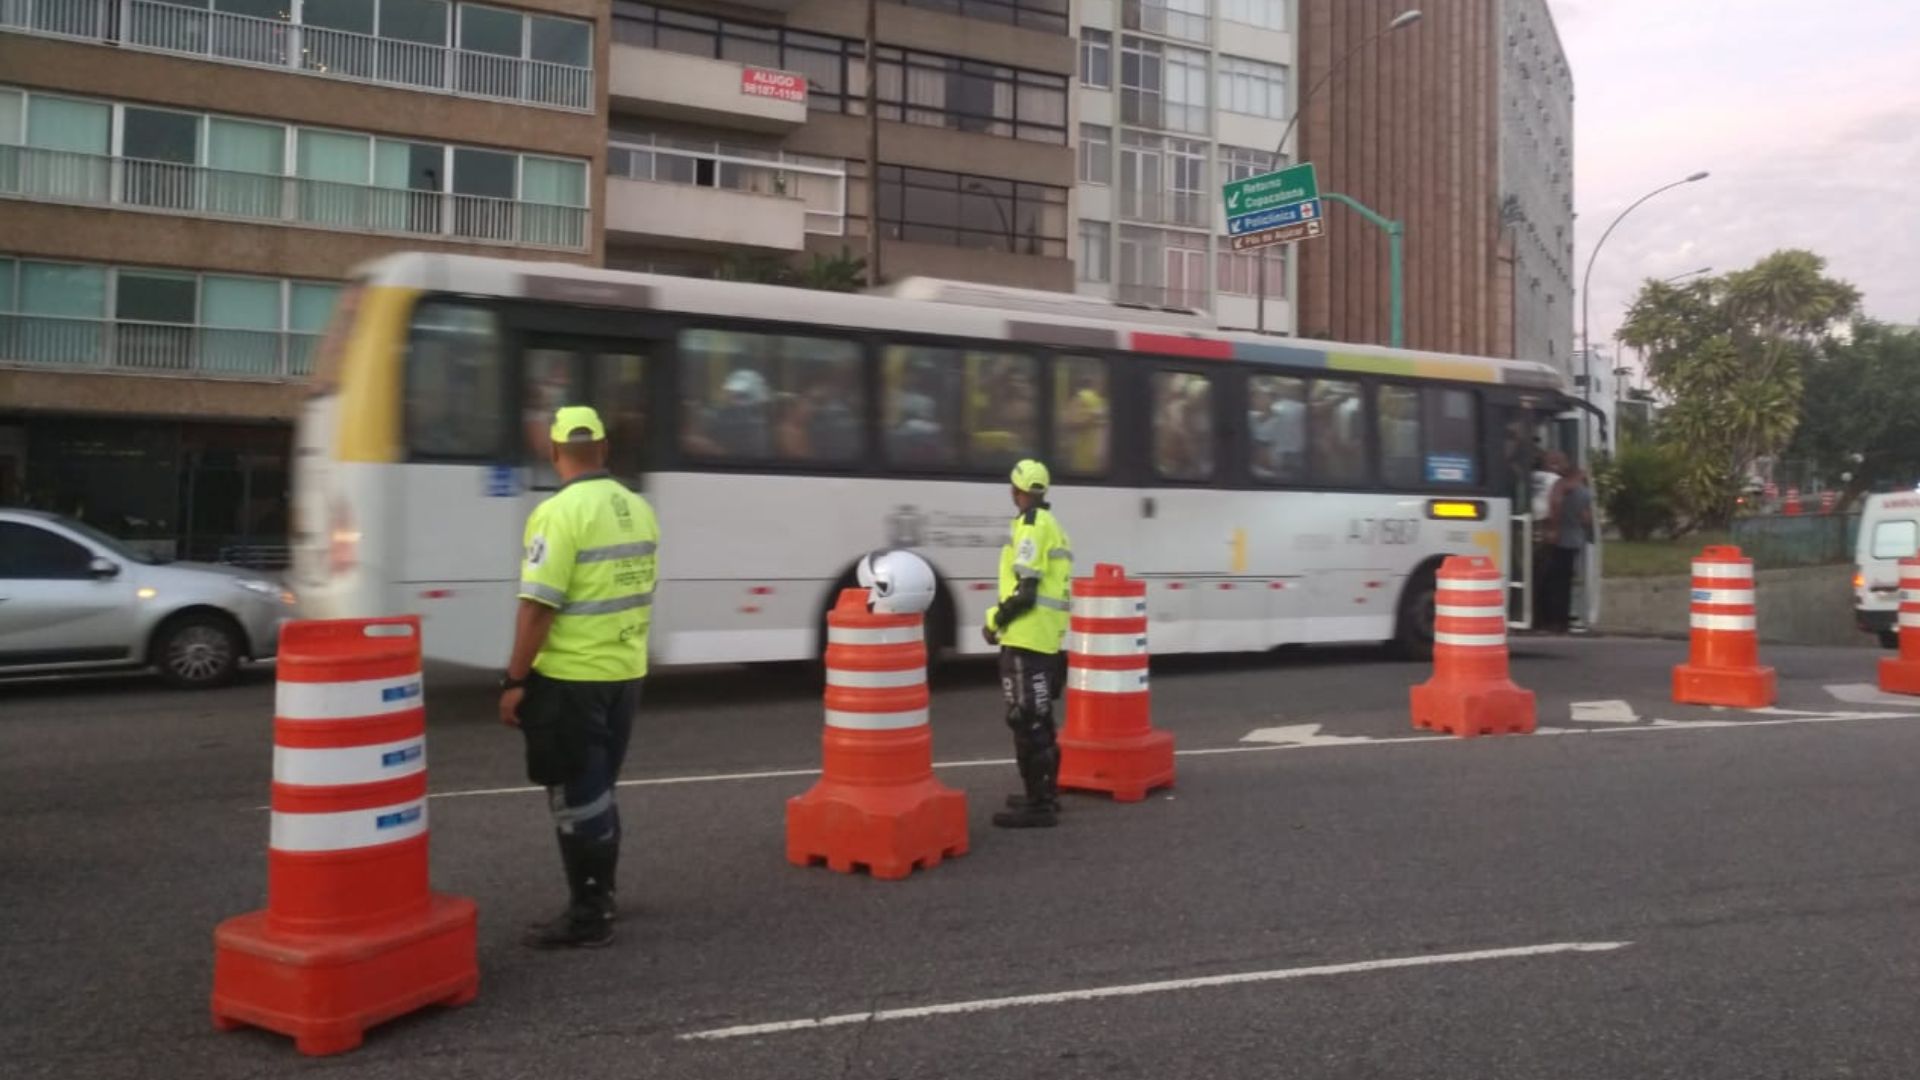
[863,0,882,287]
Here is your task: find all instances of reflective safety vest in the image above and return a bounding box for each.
[985,505,1073,654]
[517,474,660,681]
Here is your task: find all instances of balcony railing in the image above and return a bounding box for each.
[0,145,589,250]
[0,0,594,112]
[607,135,847,237]
[0,312,319,378]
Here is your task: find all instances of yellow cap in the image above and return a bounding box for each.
[550,405,606,443]
[1010,459,1051,492]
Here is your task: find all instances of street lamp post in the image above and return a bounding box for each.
[1254,8,1422,334]
[1664,266,1712,284]
[967,181,1016,253]
[1579,171,1709,446]
[1321,192,1404,347]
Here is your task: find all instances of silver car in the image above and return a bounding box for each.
[0,509,294,688]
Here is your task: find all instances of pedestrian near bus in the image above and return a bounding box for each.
[1541,455,1593,633]
[982,459,1073,829]
[499,406,659,949]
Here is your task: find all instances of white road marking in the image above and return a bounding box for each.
[1825,682,1919,707]
[1239,723,1380,747]
[384,704,1920,807]
[1570,700,1640,724]
[677,941,1633,1042]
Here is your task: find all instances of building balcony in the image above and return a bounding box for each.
[605,136,845,251]
[610,46,807,134]
[0,313,317,380]
[0,145,589,251]
[0,0,593,112]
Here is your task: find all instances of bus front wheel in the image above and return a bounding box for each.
[1391,566,1438,662]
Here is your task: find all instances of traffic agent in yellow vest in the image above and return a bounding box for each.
[982,459,1073,829]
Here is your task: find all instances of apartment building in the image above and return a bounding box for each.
[0,0,1077,560]
[603,0,1075,289]
[1072,0,1296,332]
[1294,0,1572,366]
[0,0,605,558]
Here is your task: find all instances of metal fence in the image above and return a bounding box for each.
[0,145,588,251]
[0,0,593,111]
[1729,513,1860,568]
[0,313,318,378]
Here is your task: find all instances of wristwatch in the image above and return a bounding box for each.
[500,673,528,691]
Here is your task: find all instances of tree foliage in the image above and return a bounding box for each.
[1788,320,1920,508]
[1618,249,1860,527]
[1593,442,1686,541]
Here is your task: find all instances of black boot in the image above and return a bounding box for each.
[523,835,616,949]
[992,742,1059,829]
[1003,792,1062,812]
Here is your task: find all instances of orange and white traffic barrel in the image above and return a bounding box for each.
[212,617,477,1057]
[1877,557,1920,695]
[1671,545,1776,707]
[786,589,967,880]
[1059,564,1173,801]
[1409,555,1536,736]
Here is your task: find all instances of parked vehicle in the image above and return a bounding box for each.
[1853,492,1920,648]
[0,509,294,687]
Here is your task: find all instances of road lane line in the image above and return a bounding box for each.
[370,706,1920,808]
[677,941,1633,1042]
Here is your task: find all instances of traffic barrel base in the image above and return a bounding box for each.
[1059,564,1173,801]
[1877,558,1920,695]
[1409,555,1536,737]
[786,590,968,880]
[1671,546,1777,708]
[211,895,479,1056]
[210,617,477,1056]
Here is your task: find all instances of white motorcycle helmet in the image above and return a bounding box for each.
[856,549,937,615]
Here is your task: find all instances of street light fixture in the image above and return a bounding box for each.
[1663,266,1712,284]
[1579,171,1709,431]
[1255,9,1422,334]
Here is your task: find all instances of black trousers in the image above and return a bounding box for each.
[998,647,1064,799]
[1540,547,1580,631]
[518,673,641,843]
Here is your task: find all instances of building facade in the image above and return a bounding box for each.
[1071,0,1296,332]
[1294,0,1571,366]
[0,0,1076,559]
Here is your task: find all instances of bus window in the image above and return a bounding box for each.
[1152,371,1214,482]
[522,348,582,485]
[965,351,1039,470]
[1248,373,1307,483]
[594,353,649,482]
[1052,355,1111,478]
[1377,384,1422,488]
[884,346,961,467]
[405,302,504,459]
[1309,378,1365,485]
[1424,387,1480,486]
[679,329,864,465]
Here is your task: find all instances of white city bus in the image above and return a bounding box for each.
[293,253,1594,668]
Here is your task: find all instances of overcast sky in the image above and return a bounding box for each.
[1552,0,1920,355]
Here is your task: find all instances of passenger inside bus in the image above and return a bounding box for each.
[1153,373,1214,480]
[1249,374,1307,482]
[1058,365,1110,475]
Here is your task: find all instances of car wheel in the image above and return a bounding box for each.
[156,614,242,689]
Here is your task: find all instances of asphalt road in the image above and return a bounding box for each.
[4,636,1919,1079]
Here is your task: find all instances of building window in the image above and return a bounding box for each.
[610,4,1066,143]
[1218,145,1280,184]
[1118,130,1205,227]
[1218,56,1287,120]
[1167,136,1207,228]
[1117,225,1206,309]
[876,165,1068,256]
[1079,123,1112,185]
[895,0,1070,33]
[1078,220,1111,283]
[0,256,342,377]
[1079,27,1112,88]
[1220,0,1286,31]
[1217,243,1284,297]
[1120,37,1208,133]
[1123,0,1209,44]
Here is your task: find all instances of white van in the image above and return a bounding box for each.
[1854,492,1920,647]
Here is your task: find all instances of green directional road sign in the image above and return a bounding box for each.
[1222,162,1320,220]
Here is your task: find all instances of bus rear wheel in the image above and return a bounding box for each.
[1391,567,1438,662]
